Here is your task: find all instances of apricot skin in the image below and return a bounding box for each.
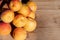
[13,15,28,27]
[1,10,14,23]
[0,22,11,35]
[13,28,27,40]
[9,0,22,12]
[18,5,31,17]
[27,1,37,12]
[24,18,37,32]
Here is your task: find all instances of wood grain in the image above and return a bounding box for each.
[35,0,60,40]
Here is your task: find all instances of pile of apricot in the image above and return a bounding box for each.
[0,0,37,40]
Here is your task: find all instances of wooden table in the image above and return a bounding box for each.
[1,0,60,40]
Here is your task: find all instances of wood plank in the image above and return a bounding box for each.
[36,2,60,10]
[32,0,60,2]
[36,10,60,28]
[36,28,60,40]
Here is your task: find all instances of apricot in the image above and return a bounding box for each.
[13,28,27,40]
[9,0,22,12]
[1,10,14,23]
[18,5,31,17]
[28,11,35,19]
[27,1,37,12]
[24,18,37,32]
[0,22,11,35]
[13,15,28,27]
